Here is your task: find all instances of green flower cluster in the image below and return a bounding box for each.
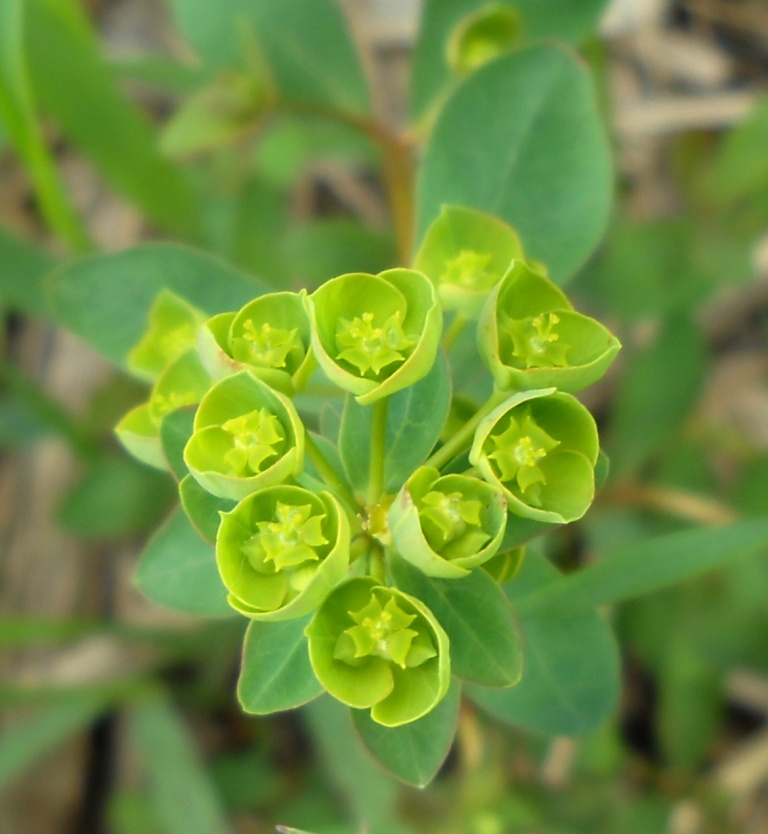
[118,205,620,727]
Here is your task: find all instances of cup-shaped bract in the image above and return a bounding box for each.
[198,292,315,395]
[116,349,211,471]
[183,371,304,500]
[217,485,350,621]
[470,389,599,524]
[478,260,621,393]
[127,289,207,381]
[447,4,522,76]
[306,269,442,405]
[306,578,450,726]
[389,466,507,578]
[414,206,523,318]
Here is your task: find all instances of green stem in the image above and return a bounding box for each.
[442,312,469,352]
[425,389,506,472]
[368,542,386,584]
[367,397,389,504]
[305,433,357,511]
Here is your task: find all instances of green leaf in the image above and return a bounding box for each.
[351,680,460,787]
[57,455,176,539]
[0,694,109,792]
[0,226,56,314]
[49,243,266,367]
[608,313,706,476]
[339,352,451,497]
[467,553,620,736]
[417,45,612,282]
[160,407,197,480]
[390,556,522,687]
[302,696,414,834]
[283,219,397,291]
[134,507,232,618]
[25,0,200,236]
[0,0,88,250]
[179,474,235,544]
[710,94,768,203]
[411,0,609,117]
[170,0,368,112]
[128,691,235,834]
[237,616,322,715]
[657,634,721,771]
[517,518,768,617]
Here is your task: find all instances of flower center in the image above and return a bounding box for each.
[335,310,415,378]
[242,501,328,572]
[221,408,286,476]
[441,249,494,291]
[333,594,436,669]
[419,489,485,550]
[235,320,303,370]
[487,409,560,506]
[506,312,570,369]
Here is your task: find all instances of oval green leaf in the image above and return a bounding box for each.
[417,45,612,282]
[467,553,620,736]
[134,507,232,617]
[351,679,460,787]
[238,615,322,715]
[390,555,522,687]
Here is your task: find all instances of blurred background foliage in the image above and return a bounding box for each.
[2,0,768,832]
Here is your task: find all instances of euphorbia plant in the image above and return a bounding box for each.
[114,204,621,782]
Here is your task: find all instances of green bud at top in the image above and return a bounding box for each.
[389,466,507,578]
[478,260,621,393]
[447,4,522,76]
[470,389,599,524]
[127,289,207,381]
[184,371,304,500]
[306,578,450,726]
[413,205,523,318]
[306,269,442,405]
[217,485,350,621]
[198,292,315,395]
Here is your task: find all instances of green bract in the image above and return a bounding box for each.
[389,466,507,578]
[413,205,523,317]
[183,371,304,500]
[127,289,206,381]
[306,269,442,405]
[470,389,599,524]
[198,291,315,395]
[217,485,350,620]
[447,4,522,76]
[306,578,450,726]
[115,349,211,471]
[478,260,621,393]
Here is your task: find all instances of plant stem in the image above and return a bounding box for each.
[367,397,389,504]
[305,433,357,511]
[443,313,470,352]
[425,389,506,472]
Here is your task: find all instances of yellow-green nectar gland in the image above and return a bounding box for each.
[335,311,415,378]
[334,595,436,669]
[507,312,569,369]
[419,490,488,552]
[221,408,285,476]
[488,411,560,506]
[151,389,198,420]
[243,502,328,573]
[238,320,303,370]
[441,249,494,291]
